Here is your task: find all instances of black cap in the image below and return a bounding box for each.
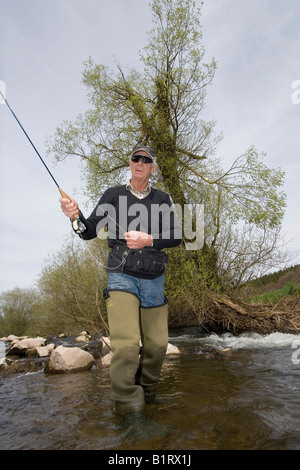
[131,145,157,163]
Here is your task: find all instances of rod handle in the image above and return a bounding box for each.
[58,187,71,200]
[58,187,80,220]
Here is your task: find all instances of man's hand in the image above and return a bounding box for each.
[59,197,80,220]
[124,231,153,249]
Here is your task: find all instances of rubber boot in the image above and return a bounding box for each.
[106,290,145,415]
[119,411,174,443]
[136,302,169,403]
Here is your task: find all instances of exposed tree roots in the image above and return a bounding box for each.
[168,294,300,335]
[204,294,300,335]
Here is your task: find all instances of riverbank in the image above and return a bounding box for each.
[203,293,300,335]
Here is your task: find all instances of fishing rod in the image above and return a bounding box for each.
[0,88,140,244]
[0,87,133,274]
[0,88,79,217]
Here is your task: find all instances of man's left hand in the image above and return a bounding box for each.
[124,231,153,249]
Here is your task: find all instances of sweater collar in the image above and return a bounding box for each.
[126,179,151,199]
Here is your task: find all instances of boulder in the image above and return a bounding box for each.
[81,339,103,359]
[0,357,47,375]
[75,330,92,343]
[36,344,55,358]
[46,345,95,373]
[75,334,90,343]
[7,335,24,342]
[166,343,180,355]
[7,337,47,356]
[100,352,113,367]
[100,336,112,355]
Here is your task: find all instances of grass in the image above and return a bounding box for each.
[250,282,300,304]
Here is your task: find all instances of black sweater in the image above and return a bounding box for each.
[79,185,182,251]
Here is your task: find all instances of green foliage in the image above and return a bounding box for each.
[165,243,222,327]
[218,148,286,229]
[0,287,40,337]
[249,282,300,304]
[48,0,218,208]
[0,237,110,337]
[36,236,109,336]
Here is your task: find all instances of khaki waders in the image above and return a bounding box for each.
[106,290,168,415]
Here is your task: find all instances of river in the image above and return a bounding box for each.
[0,329,300,451]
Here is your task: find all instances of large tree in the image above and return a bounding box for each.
[48,0,287,290]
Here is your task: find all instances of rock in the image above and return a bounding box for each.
[45,345,95,374]
[100,336,111,355]
[1,333,181,374]
[204,352,215,359]
[6,335,18,341]
[7,337,47,356]
[218,347,232,356]
[36,344,55,358]
[26,348,38,357]
[81,339,103,359]
[0,357,47,375]
[75,330,92,343]
[6,335,30,342]
[166,343,180,355]
[80,330,90,336]
[100,352,113,367]
[75,335,90,343]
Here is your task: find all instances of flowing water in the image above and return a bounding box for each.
[0,329,300,450]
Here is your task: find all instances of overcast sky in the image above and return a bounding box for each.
[1,0,299,293]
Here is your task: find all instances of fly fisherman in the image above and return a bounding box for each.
[59,145,182,417]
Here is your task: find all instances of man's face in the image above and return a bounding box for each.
[129,151,157,181]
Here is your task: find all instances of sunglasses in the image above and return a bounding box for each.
[131,154,153,164]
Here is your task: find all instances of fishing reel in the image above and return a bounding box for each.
[72,217,86,234]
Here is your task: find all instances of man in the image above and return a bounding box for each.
[59,145,182,416]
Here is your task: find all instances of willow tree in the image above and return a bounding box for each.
[48,0,287,304]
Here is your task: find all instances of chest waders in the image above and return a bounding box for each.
[106,290,168,416]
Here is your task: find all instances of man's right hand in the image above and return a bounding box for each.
[59,197,80,220]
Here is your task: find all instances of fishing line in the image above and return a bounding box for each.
[0,89,63,192]
[0,89,127,232]
[0,88,133,269]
